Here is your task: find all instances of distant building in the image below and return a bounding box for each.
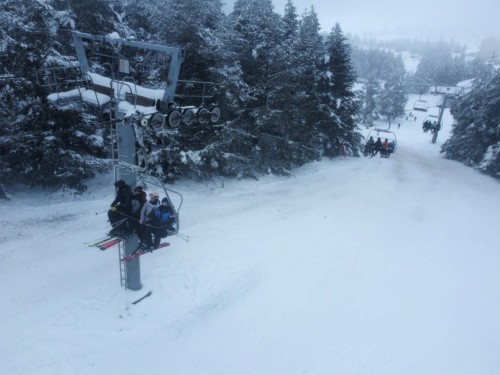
[478,37,500,62]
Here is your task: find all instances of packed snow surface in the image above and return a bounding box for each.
[1,93,500,374]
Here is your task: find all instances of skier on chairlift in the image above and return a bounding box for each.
[136,197,175,253]
[136,191,160,245]
[108,180,134,237]
[373,137,382,156]
[381,139,389,156]
[364,136,375,157]
[128,186,147,236]
[134,186,147,206]
[387,141,396,157]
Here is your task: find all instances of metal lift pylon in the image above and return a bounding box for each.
[71,31,184,290]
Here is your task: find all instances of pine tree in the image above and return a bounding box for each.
[229,0,284,107]
[0,103,110,192]
[321,23,361,155]
[377,54,407,124]
[360,78,380,126]
[441,71,500,178]
[0,0,114,192]
[282,0,299,39]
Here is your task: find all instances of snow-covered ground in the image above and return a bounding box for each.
[2,92,500,375]
[400,50,420,74]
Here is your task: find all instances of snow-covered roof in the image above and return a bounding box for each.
[456,78,475,88]
[47,72,166,108]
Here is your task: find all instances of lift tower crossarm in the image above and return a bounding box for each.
[71,31,183,103]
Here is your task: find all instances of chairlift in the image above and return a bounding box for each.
[413,99,429,112]
[366,128,398,153]
[423,115,439,123]
[114,163,183,236]
[422,115,440,133]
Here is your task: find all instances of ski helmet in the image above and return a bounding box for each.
[114,180,126,188]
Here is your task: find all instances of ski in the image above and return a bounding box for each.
[121,242,170,262]
[87,236,114,247]
[132,291,152,305]
[99,238,121,251]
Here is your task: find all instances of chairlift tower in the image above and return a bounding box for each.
[430,84,464,144]
[36,31,220,289]
[71,31,184,291]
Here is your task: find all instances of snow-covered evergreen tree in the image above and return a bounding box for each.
[282,0,299,38]
[321,23,361,155]
[0,0,114,193]
[229,0,284,108]
[441,71,500,178]
[359,78,380,126]
[376,54,407,124]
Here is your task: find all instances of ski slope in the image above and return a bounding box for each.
[1,93,500,375]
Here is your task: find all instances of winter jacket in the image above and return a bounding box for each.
[149,205,175,229]
[111,185,134,214]
[140,200,160,223]
[382,141,389,149]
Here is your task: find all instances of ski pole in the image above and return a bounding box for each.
[95,209,109,215]
[175,233,189,242]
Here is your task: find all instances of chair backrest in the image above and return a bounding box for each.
[92,83,114,97]
[125,92,156,107]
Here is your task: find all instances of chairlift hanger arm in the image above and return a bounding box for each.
[72,31,182,55]
[71,31,182,103]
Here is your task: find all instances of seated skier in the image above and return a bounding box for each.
[387,141,396,157]
[108,180,133,237]
[136,191,160,246]
[128,186,147,237]
[380,139,389,156]
[373,137,382,156]
[364,136,375,157]
[136,197,175,253]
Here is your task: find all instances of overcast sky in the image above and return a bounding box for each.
[222,0,499,41]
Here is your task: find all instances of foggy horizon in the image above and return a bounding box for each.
[223,0,499,42]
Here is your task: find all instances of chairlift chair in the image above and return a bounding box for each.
[114,163,183,236]
[413,100,429,112]
[422,115,440,133]
[366,128,398,153]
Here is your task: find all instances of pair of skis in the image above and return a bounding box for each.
[86,236,169,261]
[87,237,120,250]
[122,242,170,262]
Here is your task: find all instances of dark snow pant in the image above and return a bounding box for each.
[129,217,141,237]
[108,210,128,233]
[142,226,162,249]
[364,145,373,157]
